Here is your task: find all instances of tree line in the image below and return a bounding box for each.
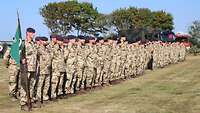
[40,1,174,42]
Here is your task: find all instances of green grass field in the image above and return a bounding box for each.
[0,56,200,113]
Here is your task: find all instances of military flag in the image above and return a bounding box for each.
[10,12,22,66]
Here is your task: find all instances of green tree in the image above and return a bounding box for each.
[188,20,200,47]
[40,2,174,39]
[189,20,200,39]
[40,2,72,35]
[110,7,155,41]
[40,1,100,36]
[130,8,152,29]
[111,8,133,36]
[74,2,99,35]
[89,14,111,37]
[151,11,174,31]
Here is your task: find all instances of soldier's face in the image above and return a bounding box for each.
[51,38,57,43]
[69,39,75,44]
[63,43,67,46]
[89,40,95,44]
[80,39,85,44]
[99,40,104,44]
[120,37,126,42]
[36,41,40,45]
[96,42,100,45]
[26,32,35,40]
[41,41,44,45]
[63,40,69,45]
[109,40,113,44]
[77,41,82,46]
[89,40,92,44]
[57,41,62,45]
[29,32,35,38]
[78,39,82,43]
[82,40,85,44]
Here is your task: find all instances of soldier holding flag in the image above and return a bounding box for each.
[2,13,36,111]
[20,27,39,110]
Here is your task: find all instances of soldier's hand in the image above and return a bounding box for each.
[2,59,7,65]
[22,58,26,64]
[2,59,6,65]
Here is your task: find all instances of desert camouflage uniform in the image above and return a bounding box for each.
[95,44,105,85]
[3,47,20,98]
[115,44,121,80]
[110,44,118,81]
[84,44,97,88]
[65,43,77,94]
[119,42,128,79]
[102,44,112,84]
[50,42,62,98]
[20,40,37,105]
[76,44,86,91]
[36,45,51,101]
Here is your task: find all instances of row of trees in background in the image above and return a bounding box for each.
[40,1,174,41]
[188,20,200,55]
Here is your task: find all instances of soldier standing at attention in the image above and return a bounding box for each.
[95,37,104,86]
[118,36,128,79]
[105,38,113,84]
[84,37,96,88]
[2,46,20,101]
[65,36,77,94]
[49,34,59,99]
[49,35,66,98]
[56,36,66,96]
[110,38,118,82]
[36,37,51,103]
[100,38,109,85]
[75,36,86,91]
[20,28,38,110]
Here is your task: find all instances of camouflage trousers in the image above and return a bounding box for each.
[95,64,103,85]
[76,63,84,91]
[115,60,121,80]
[109,61,117,81]
[36,74,50,102]
[119,60,126,79]
[20,72,36,105]
[51,71,65,98]
[84,66,95,88]
[102,61,111,84]
[8,64,20,98]
[124,61,131,78]
[65,64,76,94]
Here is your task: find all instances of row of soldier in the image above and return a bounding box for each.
[2,28,186,111]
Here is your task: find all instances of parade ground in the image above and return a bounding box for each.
[0,55,200,113]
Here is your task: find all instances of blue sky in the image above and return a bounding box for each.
[0,0,200,41]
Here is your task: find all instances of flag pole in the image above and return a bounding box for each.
[17,10,32,111]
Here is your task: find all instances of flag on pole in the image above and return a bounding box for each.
[10,11,22,66]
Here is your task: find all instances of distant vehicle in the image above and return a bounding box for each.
[160,31,176,42]
[175,32,191,49]
[0,41,13,46]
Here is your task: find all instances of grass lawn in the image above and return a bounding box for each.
[0,56,200,113]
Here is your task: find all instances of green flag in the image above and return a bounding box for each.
[10,12,22,66]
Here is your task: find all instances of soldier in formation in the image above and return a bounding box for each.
[3,29,186,111]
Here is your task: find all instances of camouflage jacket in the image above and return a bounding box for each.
[25,41,37,72]
[50,43,65,72]
[37,45,51,74]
